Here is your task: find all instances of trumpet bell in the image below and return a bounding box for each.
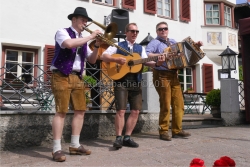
[104,22,118,40]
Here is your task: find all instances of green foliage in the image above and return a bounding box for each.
[83,75,97,87]
[239,65,243,81]
[206,89,221,108]
[142,66,149,73]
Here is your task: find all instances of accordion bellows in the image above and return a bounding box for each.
[164,36,206,69]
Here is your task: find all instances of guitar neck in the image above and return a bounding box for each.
[133,56,158,65]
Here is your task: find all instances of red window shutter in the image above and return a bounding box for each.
[144,0,156,14]
[203,64,214,93]
[180,0,191,22]
[122,0,136,10]
[44,45,55,79]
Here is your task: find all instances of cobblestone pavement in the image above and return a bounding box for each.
[0,125,249,167]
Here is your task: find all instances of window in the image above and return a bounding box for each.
[205,3,233,27]
[44,45,55,81]
[180,0,190,22]
[94,0,113,5]
[205,4,220,25]
[203,64,214,93]
[157,0,171,17]
[178,67,193,91]
[122,0,136,10]
[144,0,156,14]
[1,46,38,85]
[5,49,34,84]
[224,5,232,27]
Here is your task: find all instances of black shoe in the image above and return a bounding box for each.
[172,130,191,138]
[123,138,139,148]
[113,138,123,148]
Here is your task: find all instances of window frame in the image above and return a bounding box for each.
[92,0,116,7]
[178,67,195,91]
[205,3,220,25]
[1,46,38,84]
[224,5,232,27]
[204,2,234,28]
[157,0,172,18]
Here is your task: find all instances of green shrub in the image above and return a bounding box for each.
[142,66,149,73]
[83,75,97,87]
[239,65,243,81]
[206,89,221,108]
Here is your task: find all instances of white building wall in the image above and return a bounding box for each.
[0,0,204,56]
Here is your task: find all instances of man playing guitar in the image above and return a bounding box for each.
[101,23,164,149]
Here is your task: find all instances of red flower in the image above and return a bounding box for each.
[220,156,236,167]
[213,156,236,167]
[190,158,205,167]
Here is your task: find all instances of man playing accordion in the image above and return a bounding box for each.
[146,21,203,141]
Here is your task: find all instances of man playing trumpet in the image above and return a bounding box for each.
[50,7,102,162]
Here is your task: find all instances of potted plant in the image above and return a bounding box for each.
[206,89,221,118]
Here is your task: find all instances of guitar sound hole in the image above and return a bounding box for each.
[128,61,134,67]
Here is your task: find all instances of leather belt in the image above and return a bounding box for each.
[52,69,80,75]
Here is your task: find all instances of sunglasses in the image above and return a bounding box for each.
[157,27,168,31]
[128,30,139,34]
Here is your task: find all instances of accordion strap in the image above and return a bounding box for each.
[157,38,171,46]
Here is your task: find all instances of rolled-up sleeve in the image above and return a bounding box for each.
[55,29,71,49]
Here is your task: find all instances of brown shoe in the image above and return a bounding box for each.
[172,130,191,138]
[69,145,91,155]
[52,150,66,162]
[159,132,172,141]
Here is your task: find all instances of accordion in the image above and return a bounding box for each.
[164,36,205,69]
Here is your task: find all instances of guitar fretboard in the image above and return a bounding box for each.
[133,56,158,65]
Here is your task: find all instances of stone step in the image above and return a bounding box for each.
[176,114,223,129]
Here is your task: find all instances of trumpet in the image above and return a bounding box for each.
[84,20,133,56]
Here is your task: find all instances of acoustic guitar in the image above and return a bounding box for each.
[106,53,159,80]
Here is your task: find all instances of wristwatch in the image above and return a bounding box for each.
[94,44,100,48]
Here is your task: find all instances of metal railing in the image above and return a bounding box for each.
[0,62,115,111]
[238,81,245,110]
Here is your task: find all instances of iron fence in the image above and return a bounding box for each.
[1,63,245,112]
[238,81,245,110]
[0,62,115,111]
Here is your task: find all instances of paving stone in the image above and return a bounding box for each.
[0,125,249,166]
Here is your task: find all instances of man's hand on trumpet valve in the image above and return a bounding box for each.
[90,30,103,47]
[90,29,103,40]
